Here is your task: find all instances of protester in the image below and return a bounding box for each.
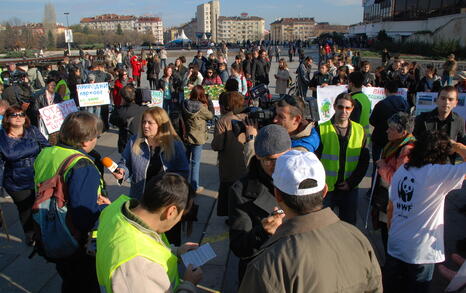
[173,58,188,84]
[456,70,466,93]
[381,48,390,66]
[309,63,332,97]
[67,66,83,108]
[238,151,382,292]
[417,64,442,93]
[413,86,466,160]
[229,125,290,281]
[370,80,410,170]
[159,48,168,69]
[371,112,415,252]
[218,63,229,84]
[360,61,376,86]
[441,53,457,86]
[394,62,417,107]
[296,57,312,97]
[0,106,50,245]
[211,91,247,217]
[157,67,177,114]
[49,69,70,101]
[183,65,204,90]
[114,107,188,199]
[384,131,466,292]
[130,55,143,87]
[202,68,222,86]
[112,69,133,108]
[348,71,371,134]
[109,85,147,153]
[182,86,214,192]
[0,100,9,126]
[147,55,161,90]
[316,93,369,225]
[34,111,109,292]
[274,59,290,96]
[230,63,247,95]
[251,49,270,86]
[192,50,207,76]
[96,173,202,293]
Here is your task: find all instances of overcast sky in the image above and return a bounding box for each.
[1,0,363,28]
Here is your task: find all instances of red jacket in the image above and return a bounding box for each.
[113,78,133,106]
[130,56,143,77]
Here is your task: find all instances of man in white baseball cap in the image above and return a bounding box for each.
[239,150,382,293]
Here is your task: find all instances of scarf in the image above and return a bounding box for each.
[382,134,416,160]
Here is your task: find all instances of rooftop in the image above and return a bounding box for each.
[81,14,161,23]
[219,16,264,21]
[271,17,316,25]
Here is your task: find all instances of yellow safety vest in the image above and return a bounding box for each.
[319,120,364,191]
[351,92,371,135]
[96,195,180,293]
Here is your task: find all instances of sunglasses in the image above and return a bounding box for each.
[10,113,26,118]
[336,105,353,110]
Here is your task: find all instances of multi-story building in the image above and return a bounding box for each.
[270,18,316,42]
[217,14,265,42]
[80,14,164,43]
[315,22,348,36]
[349,0,466,40]
[196,0,220,42]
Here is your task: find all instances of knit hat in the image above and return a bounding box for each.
[272,150,326,196]
[254,124,291,158]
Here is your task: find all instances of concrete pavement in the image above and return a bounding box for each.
[0,48,464,292]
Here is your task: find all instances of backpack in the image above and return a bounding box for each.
[32,153,87,261]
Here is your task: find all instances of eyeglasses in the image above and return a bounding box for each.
[336,105,353,110]
[10,113,26,118]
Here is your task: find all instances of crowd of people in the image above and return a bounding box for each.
[0,42,464,293]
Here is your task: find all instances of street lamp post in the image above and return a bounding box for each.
[64,12,71,53]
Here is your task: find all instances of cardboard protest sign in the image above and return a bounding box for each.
[212,100,220,116]
[150,90,164,108]
[77,82,110,107]
[183,84,225,100]
[39,100,78,134]
[416,92,466,120]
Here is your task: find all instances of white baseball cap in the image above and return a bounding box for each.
[272,150,326,196]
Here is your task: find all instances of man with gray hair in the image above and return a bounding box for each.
[229,124,291,281]
[239,151,382,293]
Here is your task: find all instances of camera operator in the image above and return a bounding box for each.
[2,71,33,112]
[229,124,290,282]
[243,95,320,166]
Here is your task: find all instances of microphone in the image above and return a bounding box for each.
[102,157,118,173]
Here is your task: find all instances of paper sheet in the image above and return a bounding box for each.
[446,261,466,292]
[181,243,216,268]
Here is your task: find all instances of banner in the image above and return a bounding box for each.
[77,82,110,107]
[183,84,225,101]
[415,92,466,119]
[149,90,164,108]
[317,86,408,122]
[39,100,78,134]
[317,85,348,122]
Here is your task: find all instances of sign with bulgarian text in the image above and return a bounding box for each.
[39,100,78,134]
[317,86,408,123]
[77,82,110,107]
[150,90,164,108]
[183,84,225,101]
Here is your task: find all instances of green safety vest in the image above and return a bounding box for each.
[351,92,371,134]
[96,195,180,293]
[319,120,365,191]
[55,79,70,101]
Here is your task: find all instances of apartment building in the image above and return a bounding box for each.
[217,14,265,42]
[196,0,220,42]
[270,18,316,42]
[80,14,164,43]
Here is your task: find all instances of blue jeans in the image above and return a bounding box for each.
[186,144,203,190]
[323,188,358,225]
[383,254,434,293]
[83,106,101,118]
[161,59,167,69]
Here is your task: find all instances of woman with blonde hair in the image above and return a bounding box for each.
[114,107,188,201]
[274,58,290,95]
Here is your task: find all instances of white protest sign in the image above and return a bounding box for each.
[39,100,78,134]
[149,90,164,108]
[361,87,408,110]
[212,100,220,116]
[77,82,110,107]
[415,92,466,119]
[316,85,348,122]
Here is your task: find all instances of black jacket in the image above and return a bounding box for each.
[29,90,64,126]
[413,108,466,144]
[228,157,277,280]
[251,58,270,85]
[369,95,409,147]
[110,103,148,153]
[417,76,442,93]
[362,71,376,86]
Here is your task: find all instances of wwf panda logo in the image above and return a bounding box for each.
[398,176,415,202]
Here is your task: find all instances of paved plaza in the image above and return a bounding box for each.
[0,48,464,292]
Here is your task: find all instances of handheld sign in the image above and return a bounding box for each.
[39,100,78,134]
[77,82,110,107]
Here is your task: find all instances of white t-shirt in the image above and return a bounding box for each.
[388,162,466,264]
